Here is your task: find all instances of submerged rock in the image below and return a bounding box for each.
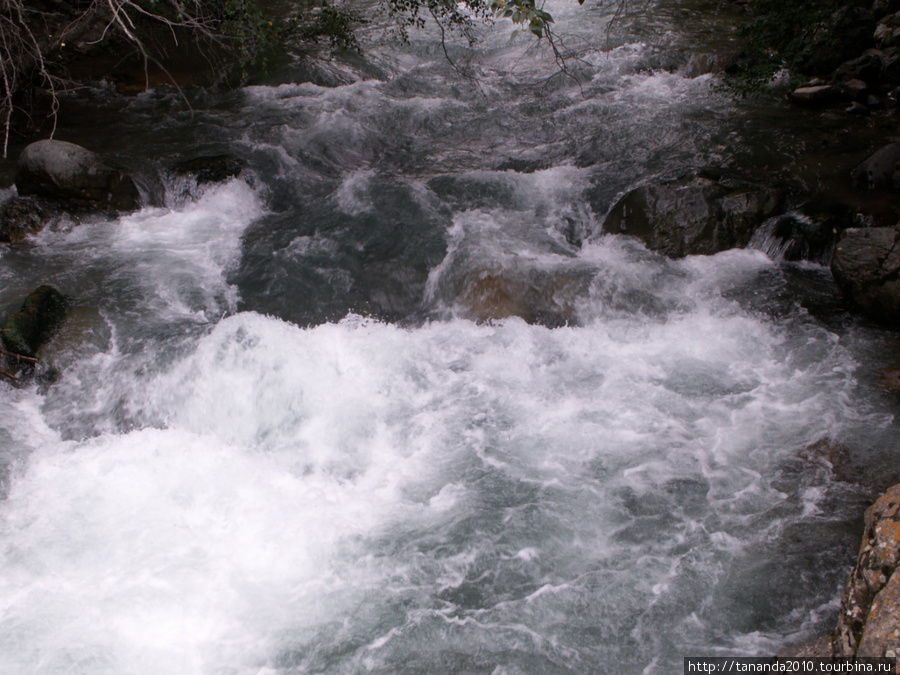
[455,267,590,327]
[15,140,140,212]
[1,285,68,358]
[878,365,900,394]
[831,227,900,324]
[38,306,112,373]
[172,155,245,185]
[602,173,784,259]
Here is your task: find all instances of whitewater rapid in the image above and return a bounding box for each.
[2,1,899,672]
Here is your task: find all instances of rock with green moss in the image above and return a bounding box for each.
[0,196,58,243]
[2,286,68,358]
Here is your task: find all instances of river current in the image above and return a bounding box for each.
[2,1,900,673]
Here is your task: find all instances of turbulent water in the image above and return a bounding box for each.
[2,1,900,673]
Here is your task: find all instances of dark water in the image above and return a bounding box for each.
[1,2,900,673]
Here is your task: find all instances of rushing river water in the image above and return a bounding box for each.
[2,1,900,673]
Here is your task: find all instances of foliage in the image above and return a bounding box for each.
[727,0,843,89]
[385,0,564,43]
[296,4,361,51]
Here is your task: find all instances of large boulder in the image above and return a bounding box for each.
[835,484,900,658]
[1,285,68,358]
[15,140,140,212]
[831,227,900,324]
[602,174,784,258]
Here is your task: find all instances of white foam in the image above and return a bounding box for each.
[0,294,867,671]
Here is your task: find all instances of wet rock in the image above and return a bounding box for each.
[831,227,900,325]
[844,78,869,98]
[37,306,112,375]
[15,140,140,212]
[0,196,57,243]
[804,201,868,238]
[852,144,900,191]
[789,85,846,106]
[172,154,245,185]
[1,285,68,358]
[677,52,734,79]
[602,173,784,259]
[845,101,871,115]
[879,365,900,395]
[875,12,900,49]
[835,484,900,658]
[455,267,590,327]
[800,438,857,484]
[833,51,885,85]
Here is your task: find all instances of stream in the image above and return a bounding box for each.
[2,1,900,673]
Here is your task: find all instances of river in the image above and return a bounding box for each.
[1,1,900,673]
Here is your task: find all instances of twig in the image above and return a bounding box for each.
[0,345,38,362]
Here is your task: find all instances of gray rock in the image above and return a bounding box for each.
[602,174,784,259]
[789,84,845,105]
[831,227,900,324]
[15,140,139,212]
[852,143,900,190]
[843,78,869,98]
[832,51,884,84]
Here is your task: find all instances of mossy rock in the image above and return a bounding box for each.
[0,197,57,243]
[2,286,68,358]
